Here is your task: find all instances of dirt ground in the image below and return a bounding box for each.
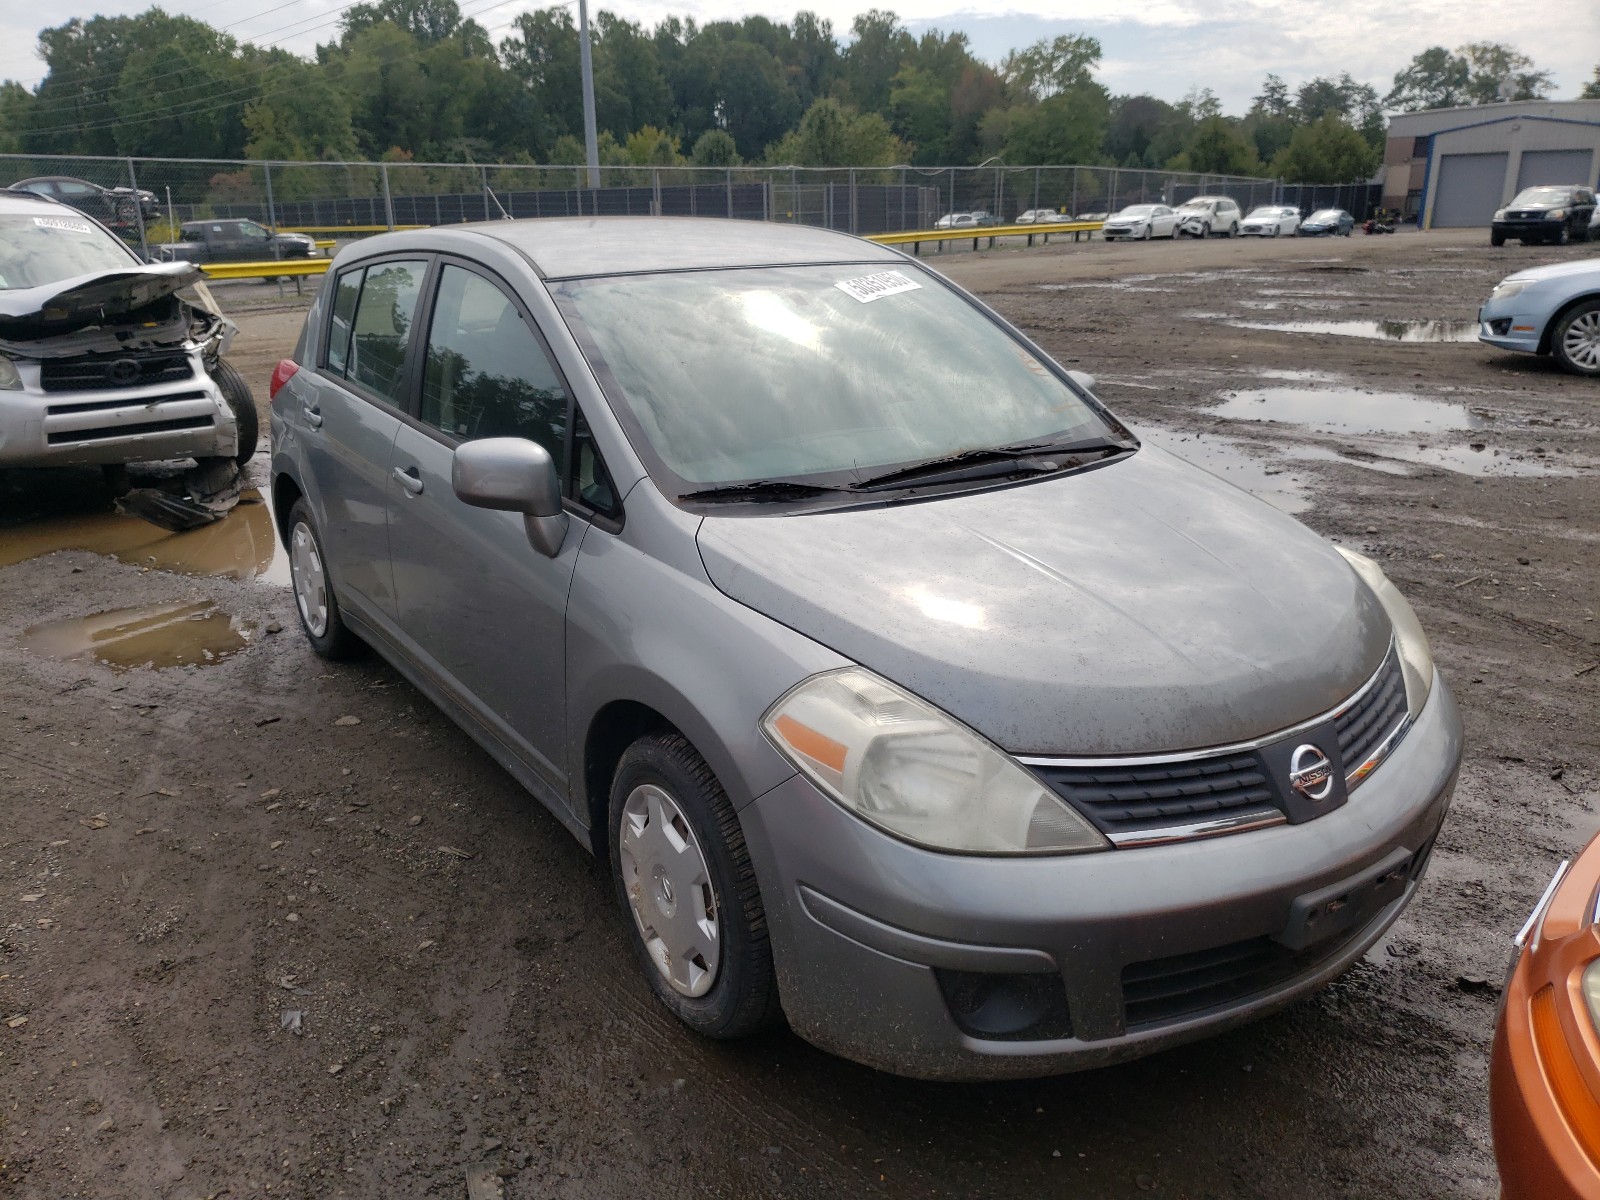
[1,227,1596,1199]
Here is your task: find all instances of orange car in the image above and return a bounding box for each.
[1492,830,1600,1199]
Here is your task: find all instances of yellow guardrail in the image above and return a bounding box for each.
[868,220,1103,253]
[279,224,426,234]
[313,239,336,249]
[200,258,332,280]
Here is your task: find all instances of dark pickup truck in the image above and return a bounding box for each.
[154,219,318,264]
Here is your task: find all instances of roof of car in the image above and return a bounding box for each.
[407,216,903,278]
[0,188,69,212]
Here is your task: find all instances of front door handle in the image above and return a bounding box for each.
[393,465,424,495]
[303,404,323,428]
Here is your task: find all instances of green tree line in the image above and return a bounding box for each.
[0,0,1580,184]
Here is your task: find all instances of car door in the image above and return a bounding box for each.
[301,256,431,621]
[385,260,596,794]
[1152,205,1175,236]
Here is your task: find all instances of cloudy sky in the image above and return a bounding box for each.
[0,0,1592,112]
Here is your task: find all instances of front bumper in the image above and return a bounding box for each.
[0,351,236,468]
[741,672,1462,1079]
[1477,298,1544,355]
[1495,220,1564,243]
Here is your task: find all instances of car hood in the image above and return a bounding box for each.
[1504,259,1600,286]
[697,445,1392,755]
[0,261,203,338]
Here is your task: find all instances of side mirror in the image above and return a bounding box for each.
[1067,370,1097,394]
[452,437,569,558]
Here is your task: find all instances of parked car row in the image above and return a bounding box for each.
[933,199,1360,242]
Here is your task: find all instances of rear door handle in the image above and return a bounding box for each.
[393,465,424,495]
[303,404,323,428]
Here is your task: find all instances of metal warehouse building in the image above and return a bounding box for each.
[1380,99,1600,228]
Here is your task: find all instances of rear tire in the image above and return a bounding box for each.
[211,358,258,466]
[286,499,363,659]
[608,733,780,1040]
[1551,300,1600,378]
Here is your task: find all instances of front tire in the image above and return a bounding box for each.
[1491,231,1505,247]
[609,733,780,1039]
[1551,300,1600,377]
[1556,225,1570,247]
[211,358,258,466]
[286,499,363,659]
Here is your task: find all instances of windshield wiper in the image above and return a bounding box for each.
[852,437,1134,492]
[677,479,858,503]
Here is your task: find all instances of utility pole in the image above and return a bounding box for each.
[578,0,600,189]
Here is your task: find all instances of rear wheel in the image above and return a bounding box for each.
[1551,300,1600,377]
[286,499,363,659]
[609,733,780,1039]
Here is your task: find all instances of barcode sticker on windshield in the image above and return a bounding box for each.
[835,270,921,304]
[33,216,93,234]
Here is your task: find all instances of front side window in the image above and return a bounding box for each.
[419,264,567,464]
[56,181,97,196]
[238,220,271,239]
[554,263,1121,493]
[341,259,426,405]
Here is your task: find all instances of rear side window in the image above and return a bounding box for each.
[325,267,363,376]
[344,259,427,406]
[418,264,567,463]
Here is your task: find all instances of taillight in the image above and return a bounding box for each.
[268,358,299,403]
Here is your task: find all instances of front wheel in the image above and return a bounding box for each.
[1141,225,1151,241]
[1491,231,1505,247]
[1551,300,1600,377]
[1556,225,1570,247]
[286,499,364,659]
[609,733,780,1039]
[211,358,258,466]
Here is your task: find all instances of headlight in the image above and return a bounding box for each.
[1336,548,1434,717]
[0,357,20,390]
[762,667,1108,855]
[1491,281,1529,301]
[1494,209,1507,221]
[1547,209,1567,220]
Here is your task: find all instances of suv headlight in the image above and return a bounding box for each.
[1336,548,1435,717]
[1494,209,1507,221]
[1547,209,1567,220]
[0,357,20,390]
[763,667,1109,855]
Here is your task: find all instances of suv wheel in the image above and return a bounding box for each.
[609,733,780,1039]
[1555,225,1570,247]
[1551,300,1600,377]
[1491,231,1505,247]
[286,499,363,658]
[211,359,258,466]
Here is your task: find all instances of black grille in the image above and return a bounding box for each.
[40,352,193,393]
[1034,756,1276,838]
[1122,926,1362,1029]
[1335,647,1407,777]
[47,414,213,445]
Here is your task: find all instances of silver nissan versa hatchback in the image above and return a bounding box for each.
[269,217,1462,1080]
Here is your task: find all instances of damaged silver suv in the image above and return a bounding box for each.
[0,189,256,475]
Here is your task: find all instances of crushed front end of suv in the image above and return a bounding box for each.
[0,191,257,472]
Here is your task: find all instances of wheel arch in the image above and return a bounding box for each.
[582,698,683,858]
[271,470,304,542]
[1538,292,1600,355]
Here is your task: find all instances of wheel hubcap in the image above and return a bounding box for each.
[289,522,328,637]
[619,783,720,998]
[1562,311,1600,371]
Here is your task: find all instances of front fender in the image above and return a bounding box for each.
[564,489,848,836]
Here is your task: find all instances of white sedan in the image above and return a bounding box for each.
[1239,206,1302,237]
[1100,204,1180,241]
[1016,209,1064,224]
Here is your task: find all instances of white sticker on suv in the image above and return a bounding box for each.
[835,271,922,304]
[33,216,94,234]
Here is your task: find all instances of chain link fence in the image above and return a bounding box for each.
[0,153,1287,258]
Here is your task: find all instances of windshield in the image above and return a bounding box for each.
[1308,210,1343,222]
[0,213,137,289]
[1177,200,1212,211]
[1117,206,1156,217]
[1246,207,1282,219]
[554,264,1119,493]
[1511,187,1571,206]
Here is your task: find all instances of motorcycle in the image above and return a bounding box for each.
[1363,217,1395,235]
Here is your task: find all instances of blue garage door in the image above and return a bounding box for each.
[1432,152,1508,227]
[1516,149,1597,191]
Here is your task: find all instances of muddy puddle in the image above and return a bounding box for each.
[0,483,287,585]
[1211,388,1589,478]
[22,601,257,671]
[1229,318,1479,343]
[1212,387,1486,434]
[1135,427,1312,514]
